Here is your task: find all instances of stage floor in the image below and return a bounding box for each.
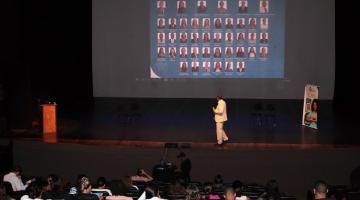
[10,98,358,149]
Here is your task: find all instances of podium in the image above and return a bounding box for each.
[41,103,57,143]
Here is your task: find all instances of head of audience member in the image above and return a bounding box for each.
[264,179,281,199]
[27,182,42,199]
[232,180,244,196]
[203,182,213,195]
[96,177,107,189]
[79,177,92,194]
[0,181,12,199]
[223,187,236,200]
[12,166,22,177]
[313,180,328,199]
[145,183,160,199]
[213,174,223,189]
[185,184,200,200]
[46,174,62,192]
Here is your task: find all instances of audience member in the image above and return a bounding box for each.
[3,166,34,192]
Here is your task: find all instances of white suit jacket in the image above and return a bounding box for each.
[214,99,228,122]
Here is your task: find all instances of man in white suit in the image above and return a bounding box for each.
[212,96,229,145]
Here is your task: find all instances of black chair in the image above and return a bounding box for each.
[251,103,263,128]
[264,103,276,130]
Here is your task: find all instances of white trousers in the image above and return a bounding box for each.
[216,122,229,144]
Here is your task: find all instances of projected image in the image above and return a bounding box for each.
[150,0,284,78]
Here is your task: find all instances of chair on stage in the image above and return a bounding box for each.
[251,103,263,128]
[264,103,277,131]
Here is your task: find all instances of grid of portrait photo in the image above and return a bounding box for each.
[151,0,282,78]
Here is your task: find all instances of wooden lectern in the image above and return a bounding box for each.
[41,103,57,143]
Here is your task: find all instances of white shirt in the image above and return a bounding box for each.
[3,172,28,191]
[214,99,228,122]
[138,191,166,200]
[20,195,42,200]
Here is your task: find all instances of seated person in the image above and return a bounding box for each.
[75,177,99,200]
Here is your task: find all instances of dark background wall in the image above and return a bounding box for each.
[0,0,93,130]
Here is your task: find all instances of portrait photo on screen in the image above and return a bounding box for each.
[191,18,199,28]
[203,61,211,72]
[191,32,199,43]
[259,0,269,13]
[214,32,222,43]
[248,32,257,43]
[169,47,177,58]
[237,18,245,29]
[218,0,227,13]
[248,18,257,29]
[168,18,177,29]
[191,47,199,58]
[214,18,222,29]
[225,62,233,72]
[225,47,233,57]
[180,32,188,43]
[157,0,166,14]
[237,32,245,42]
[236,47,245,57]
[248,47,256,58]
[214,61,222,72]
[197,0,207,13]
[225,18,233,29]
[260,17,268,29]
[177,0,186,13]
[168,32,176,43]
[214,47,222,58]
[158,32,165,43]
[179,47,188,58]
[238,0,248,13]
[203,18,211,29]
[259,47,268,58]
[157,18,165,29]
[180,62,188,72]
[225,32,233,43]
[260,32,268,43]
[237,61,245,72]
[192,61,200,72]
[180,18,187,28]
[157,47,165,58]
[202,47,210,58]
[203,32,211,43]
